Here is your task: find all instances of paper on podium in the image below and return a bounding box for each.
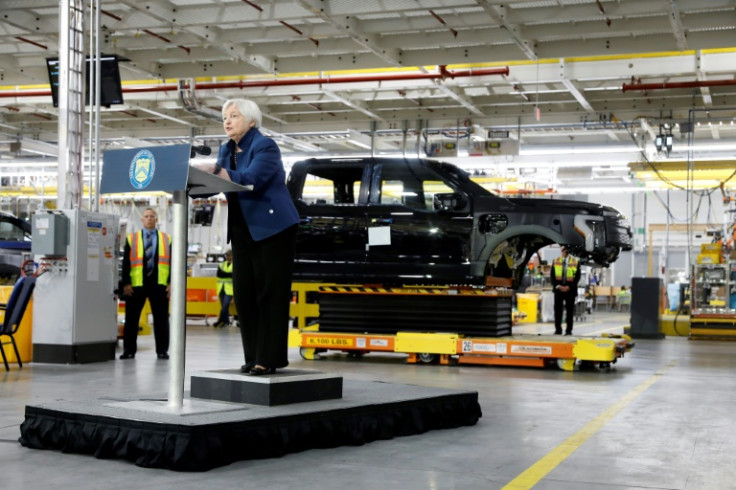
[187,165,253,196]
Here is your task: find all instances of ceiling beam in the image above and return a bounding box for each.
[321,89,383,120]
[294,0,403,67]
[129,105,195,127]
[667,0,688,51]
[694,49,713,107]
[432,81,484,116]
[558,60,594,114]
[475,0,537,60]
[115,0,276,74]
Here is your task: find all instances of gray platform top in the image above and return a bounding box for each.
[26,378,478,426]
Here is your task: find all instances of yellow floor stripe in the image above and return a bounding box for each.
[502,361,677,489]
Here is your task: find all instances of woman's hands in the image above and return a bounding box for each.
[193,162,231,181]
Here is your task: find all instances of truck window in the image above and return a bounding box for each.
[375,164,455,211]
[300,167,364,205]
[422,180,455,208]
[0,219,26,241]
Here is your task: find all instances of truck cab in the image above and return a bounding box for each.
[287,157,633,287]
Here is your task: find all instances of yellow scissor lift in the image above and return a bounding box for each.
[289,283,634,371]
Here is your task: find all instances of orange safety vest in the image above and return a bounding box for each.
[127,230,171,287]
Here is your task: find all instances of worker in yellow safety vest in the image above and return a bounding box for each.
[215,250,234,328]
[120,207,172,360]
[550,246,581,335]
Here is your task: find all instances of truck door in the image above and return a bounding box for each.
[365,160,474,285]
[291,162,370,282]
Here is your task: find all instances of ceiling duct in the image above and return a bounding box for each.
[177,79,221,122]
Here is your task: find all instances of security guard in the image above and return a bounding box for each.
[215,250,234,328]
[550,245,581,335]
[120,207,172,359]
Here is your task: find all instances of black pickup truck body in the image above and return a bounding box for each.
[0,211,32,285]
[286,157,632,287]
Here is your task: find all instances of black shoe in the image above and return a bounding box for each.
[119,352,135,360]
[157,353,169,360]
[564,331,572,336]
[249,366,276,376]
[240,362,255,373]
[554,330,562,335]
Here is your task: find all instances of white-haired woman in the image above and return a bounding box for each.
[207,98,299,375]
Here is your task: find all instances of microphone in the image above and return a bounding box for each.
[190,145,212,157]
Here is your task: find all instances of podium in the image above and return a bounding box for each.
[100,144,251,408]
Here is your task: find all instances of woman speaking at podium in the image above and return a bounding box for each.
[200,98,299,376]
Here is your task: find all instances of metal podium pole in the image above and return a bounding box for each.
[168,189,188,408]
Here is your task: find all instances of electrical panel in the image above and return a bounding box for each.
[31,211,69,256]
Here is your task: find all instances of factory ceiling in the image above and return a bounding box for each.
[1,0,735,194]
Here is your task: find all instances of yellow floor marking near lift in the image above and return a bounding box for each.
[502,361,678,490]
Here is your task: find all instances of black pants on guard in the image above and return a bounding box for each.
[122,281,170,355]
[553,291,576,334]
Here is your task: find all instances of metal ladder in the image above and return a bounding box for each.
[57,0,85,209]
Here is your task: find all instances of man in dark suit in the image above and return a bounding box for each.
[551,245,581,335]
[119,207,172,359]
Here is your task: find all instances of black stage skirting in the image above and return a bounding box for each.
[18,380,481,471]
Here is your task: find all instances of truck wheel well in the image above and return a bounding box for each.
[484,233,556,287]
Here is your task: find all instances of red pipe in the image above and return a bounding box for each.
[622,79,736,92]
[15,37,48,50]
[0,66,509,98]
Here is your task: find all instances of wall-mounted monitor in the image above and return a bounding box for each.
[46,54,124,108]
[191,203,215,227]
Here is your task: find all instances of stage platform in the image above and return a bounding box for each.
[18,373,481,472]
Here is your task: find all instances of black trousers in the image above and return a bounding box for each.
[230,220,297,369]
[122,281,170,355]
[553,291,576,334]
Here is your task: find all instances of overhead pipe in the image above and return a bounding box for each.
[0,66,509,99]
[622,78,736,92]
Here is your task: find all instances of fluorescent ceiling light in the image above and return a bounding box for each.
[520,144,640,156]
[496,159,632,170]
[558,185,650,194]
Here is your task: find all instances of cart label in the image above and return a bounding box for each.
[471,343,496,353]
[496,342,507,354]
[369,339,389,347]
[510,344,552,355]
[305,337,353,347]
[356,337,366,348]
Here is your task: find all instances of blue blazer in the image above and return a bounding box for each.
[217,128,299,242]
